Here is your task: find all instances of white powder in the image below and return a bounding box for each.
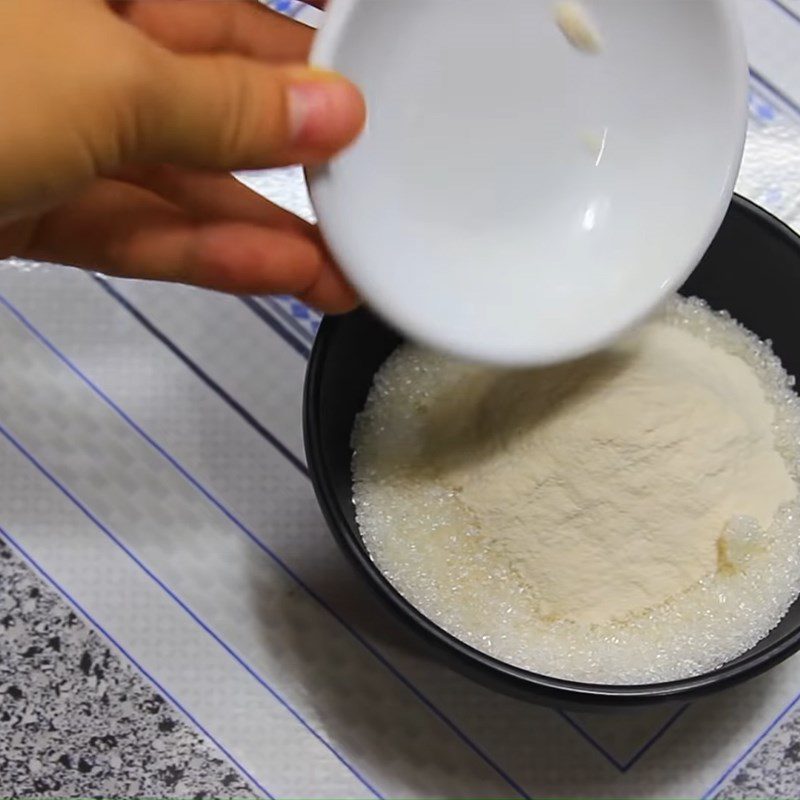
[352,297,800,683]
[555,1,602,54]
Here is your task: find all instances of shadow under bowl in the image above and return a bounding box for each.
[303,195,800,711]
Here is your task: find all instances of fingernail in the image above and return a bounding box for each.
[288,77,365,150]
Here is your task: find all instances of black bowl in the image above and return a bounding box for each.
[304,195,800,711]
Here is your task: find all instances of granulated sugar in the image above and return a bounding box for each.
[352,296,800,684]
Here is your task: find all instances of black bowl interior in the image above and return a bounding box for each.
[305,196,800,709]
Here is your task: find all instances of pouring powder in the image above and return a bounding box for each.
[352,296,800,683]
[554,1,603,54]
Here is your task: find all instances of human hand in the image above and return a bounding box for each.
[0,0,365,312]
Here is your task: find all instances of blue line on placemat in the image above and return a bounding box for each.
[260,297,316,345]
[0,421,384,800]
[560,703,689,774]
[557,711,626,771]
[92,279,308,478]
[247,297,313,362]
[621,704,689,772]
[270,0,303,18]
[763,0,800,27]
[0,287,531,800]
[702,690,800,798]
[750,82,781,122]
[239,296,311,359]
[750,67,800,119]
[0,526,276,800]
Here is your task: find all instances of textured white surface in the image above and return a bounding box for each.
[0,2,799,798]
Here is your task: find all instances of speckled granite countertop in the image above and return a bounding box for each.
[0,537,258,799]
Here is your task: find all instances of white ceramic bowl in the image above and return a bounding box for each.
[309,0,749,366]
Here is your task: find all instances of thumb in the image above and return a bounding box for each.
[134,53,365,170]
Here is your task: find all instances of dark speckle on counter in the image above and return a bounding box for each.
[717,706,800,799]
[0,535,259,799]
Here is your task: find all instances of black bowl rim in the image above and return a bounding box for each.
[304,194,800,707]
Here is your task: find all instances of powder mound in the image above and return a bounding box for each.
[352,296,800,684]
